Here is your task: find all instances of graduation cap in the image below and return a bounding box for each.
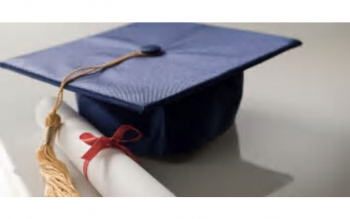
[0,23,301,196]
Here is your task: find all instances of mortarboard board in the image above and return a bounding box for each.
[0,23,302,156]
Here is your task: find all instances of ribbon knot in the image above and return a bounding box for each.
[79,125,142,180]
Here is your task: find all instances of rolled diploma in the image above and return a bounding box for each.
[36,97,174,197]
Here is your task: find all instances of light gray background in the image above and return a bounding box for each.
[0,23,349,196]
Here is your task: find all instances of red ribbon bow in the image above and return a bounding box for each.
[79,125,142,180]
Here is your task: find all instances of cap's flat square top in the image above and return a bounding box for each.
[0,23,301,112]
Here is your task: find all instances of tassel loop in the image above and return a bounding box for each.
[45,112,61,128]
[42,113,61,146]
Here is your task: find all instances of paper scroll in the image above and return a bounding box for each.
[36,97,174,197]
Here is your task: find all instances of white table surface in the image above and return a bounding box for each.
[0,23,349,197]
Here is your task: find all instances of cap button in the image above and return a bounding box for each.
[141,45,163,56]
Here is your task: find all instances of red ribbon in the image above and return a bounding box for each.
[79,125,142,180]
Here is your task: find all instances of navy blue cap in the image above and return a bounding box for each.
[0,23,302,155]
[0,23,301,113]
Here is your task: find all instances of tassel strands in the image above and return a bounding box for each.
[36,112,80,197]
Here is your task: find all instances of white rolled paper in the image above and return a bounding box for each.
[36,97,174,197]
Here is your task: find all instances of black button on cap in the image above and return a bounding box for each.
[141,45,163,56]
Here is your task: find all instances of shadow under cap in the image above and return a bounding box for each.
[139,125,292,197]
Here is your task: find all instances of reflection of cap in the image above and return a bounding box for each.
[0,23,301,156]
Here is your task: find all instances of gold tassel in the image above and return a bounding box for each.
[35,51,146,197]
[36,113,80,197]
